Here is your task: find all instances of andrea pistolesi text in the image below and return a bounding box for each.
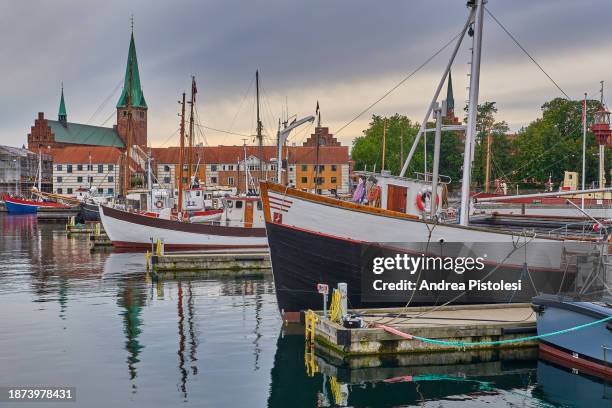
[371,254,522,292]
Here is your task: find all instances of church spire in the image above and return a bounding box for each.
[446,70,455,114]
[117,29,147,109]
[58,83,67,125]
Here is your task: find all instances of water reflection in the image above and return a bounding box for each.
[117,280,145,389]
[1,213,608,407]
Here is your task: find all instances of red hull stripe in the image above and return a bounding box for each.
[5,197,69,208]
[268,196,293,205]
[269,205,288,213]
[539,342,612,379]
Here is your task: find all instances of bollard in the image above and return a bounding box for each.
[155,238,164,256]
[94,223,100,236]
[338,282,348,319]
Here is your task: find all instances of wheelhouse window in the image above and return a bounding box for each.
[235,200,243,209]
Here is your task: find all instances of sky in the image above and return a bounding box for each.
[1,0,611,150]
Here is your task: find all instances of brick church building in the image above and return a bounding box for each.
[26,31,148,196]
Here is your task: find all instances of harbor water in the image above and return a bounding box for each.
[0,213,610,407]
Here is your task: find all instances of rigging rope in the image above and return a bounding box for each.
[485,7,571,100]
[334,29,465,136]
[377,314,612,348]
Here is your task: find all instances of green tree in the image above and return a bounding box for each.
[463,102,511,188]
[512,98,603,186]
[352,113,465,186]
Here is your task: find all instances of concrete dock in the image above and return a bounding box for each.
[150,250,272,280]
[309,303,537,365]
[89,233,112,250]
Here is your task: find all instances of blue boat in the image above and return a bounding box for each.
[532,294,612,379]
[4,197,39,214]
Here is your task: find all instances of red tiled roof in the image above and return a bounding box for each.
[48,146,123,164]
[151,145,348,165]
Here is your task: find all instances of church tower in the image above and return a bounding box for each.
[58,85,67,126]
[116,30,148,147]
[445,71,460,124]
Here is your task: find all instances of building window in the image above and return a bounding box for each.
[331,177,337,184]
[108,164,114,171]
[164,177,171,184]
[301,177,307,183]
[57,176,63,183]
[227,165,233,171]
[88,176,94,183]
[315,177,324,184]
[257,201,263,211]
[211,165,218,172]
[77,164,83,171]
[77,176,83,183]
[211,177,218,184]
[164,165,170,172]
[318,165,325,172]
[67,165,72,173]
[98,164,103,173]
[183,164,188,171]
[107,188,114,195]
[57,188,63,194]
[56,164,62,171]
[139,111,145,118]
[301,164,308,171]
[331,165,337,171]
[67,188,73,194]
[97,188,104,194]
[108,176,114,182]
[227,176,234,185]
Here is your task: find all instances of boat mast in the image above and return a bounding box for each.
[582,92,587,209]
[188,76,196,188]
[399,9,474,177]
[256,70,264,187]
[123,59,134,199]
[37,146,42,192]
[242,138,249,194]
[459,0,484,226]
[88,151,92,190]
[147,150,153,211]
[381,118,387,172]
[178,92,186,212]
[599,81,605,189]
[484,129,492,193]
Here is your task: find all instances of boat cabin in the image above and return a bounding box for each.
[219,196,264,228]
[183,186,238,211]
[353,171,449,217]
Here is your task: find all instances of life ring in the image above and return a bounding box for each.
[155,200,164,209]
[416,187,440,213]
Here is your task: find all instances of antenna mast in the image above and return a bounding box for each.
[256,70,264,188]
[178,92,186,212]
[188,76,196,188]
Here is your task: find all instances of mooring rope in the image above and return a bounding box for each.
[376,315,612,348]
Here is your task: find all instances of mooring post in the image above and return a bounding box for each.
[338,282,348,318]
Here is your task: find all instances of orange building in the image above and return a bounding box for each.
[151,144,350,195]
